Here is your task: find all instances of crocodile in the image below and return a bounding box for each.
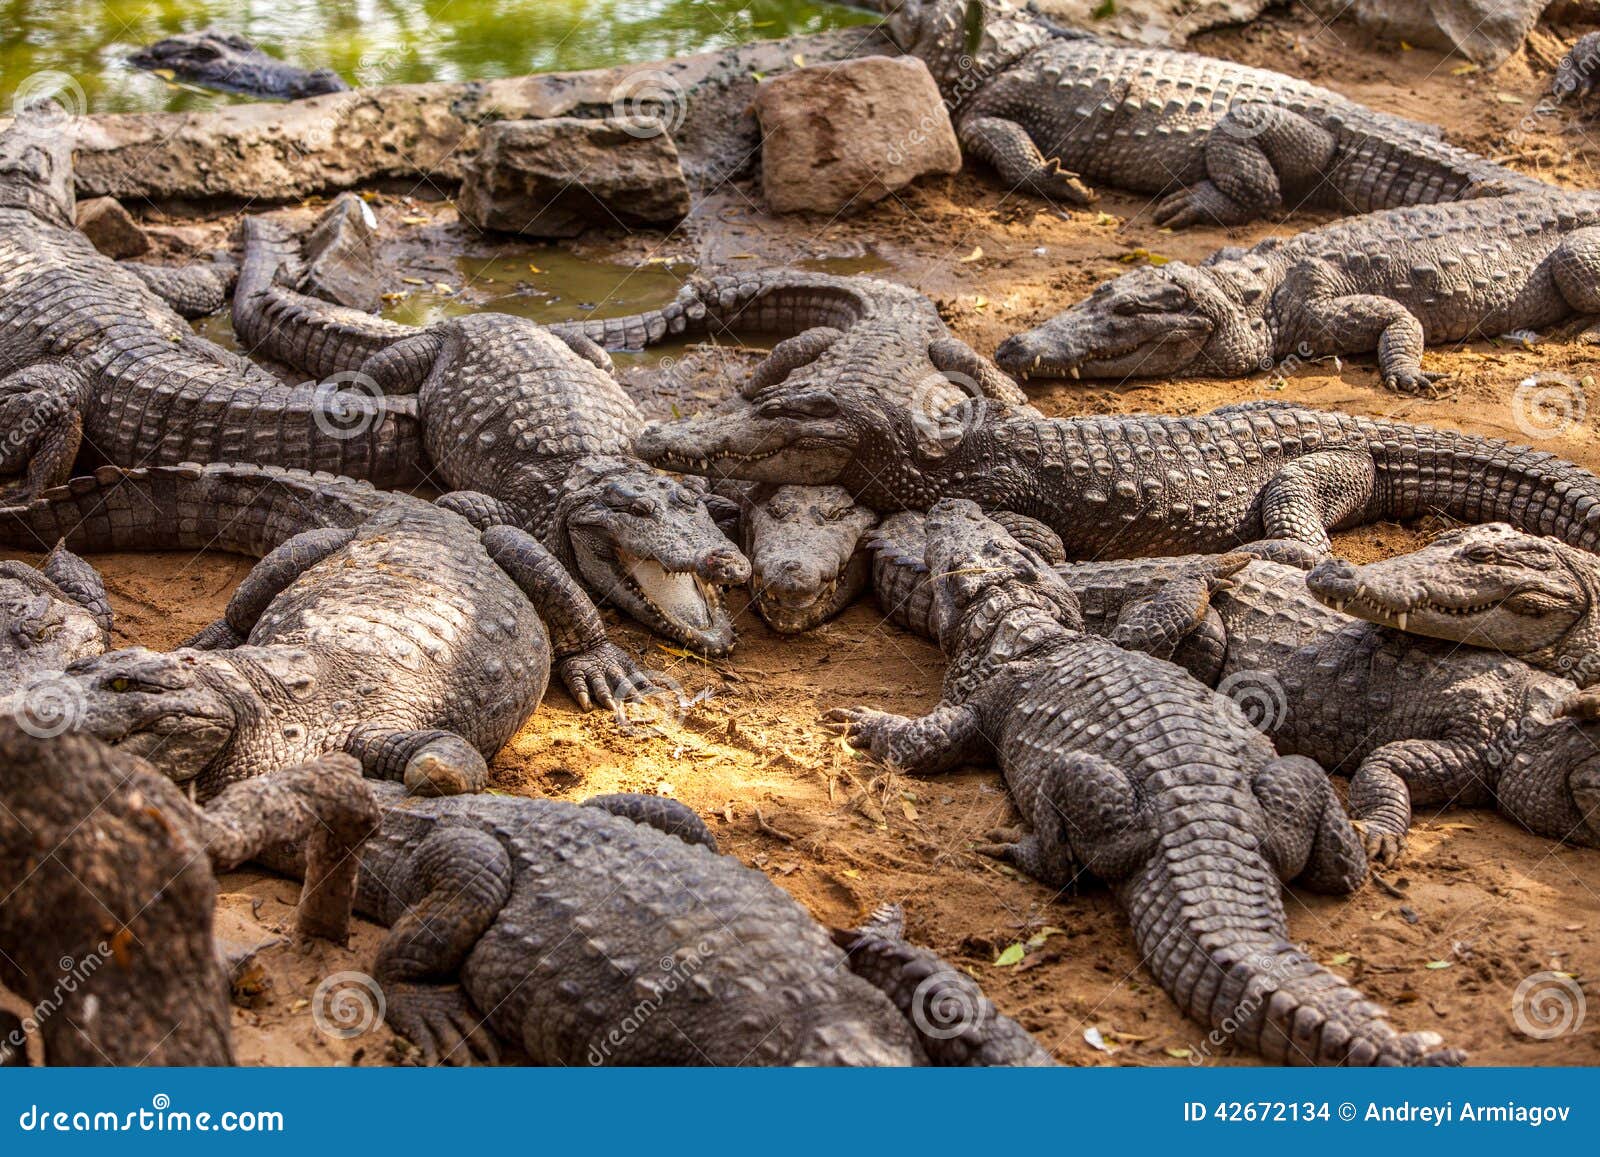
[639,394,1600,558]
[230,205,751,655]
[710,482,880,633]
[869,513,1600,867]
[0,463,653,800]
[0,543,110,690]
[0,113,426,501]
[128,30,349,100]
[0,721,377,1065]
[828,499,1459,1066]
[257,780,1053,1066]
[1307,523,1600,687]
[995,191,1600,394]
[861,0,1544,225]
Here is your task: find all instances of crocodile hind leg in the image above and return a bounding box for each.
[344,727,490,796]
[375,827,510,1065]
[981,753,1154,890]
[1548,226,1600,341]
[478,524,658,711]
[581,792,719,851]
[1253,449,1376,554]
[958,116,1096,204]
[1346,738,1486,868]
[358,329,444,394]
[0,364,87,503]
[1109,555,1249,660]
[825,701,987,774]
[121,260,235,319]
[1251,755,1368,893]
[1152,103,1336,228]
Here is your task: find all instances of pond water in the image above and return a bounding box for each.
[0,0,878,115]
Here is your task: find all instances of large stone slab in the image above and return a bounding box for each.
[1305,0,1552,68]
[457,116,691,237]
[1028,0,1274,47]
[754,55,961,215]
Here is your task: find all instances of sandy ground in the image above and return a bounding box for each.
[12,7,1600,1067]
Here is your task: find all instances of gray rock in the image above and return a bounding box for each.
[457,116,691,237]
[75,195,148,258]
[1029,0,1274,47]
[298,191,381,310]
[1307,0,1552,67]
[754,55,961,215]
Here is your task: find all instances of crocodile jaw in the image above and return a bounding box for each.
[584,547,737,657]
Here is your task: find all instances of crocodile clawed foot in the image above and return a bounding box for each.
[561,642,657,713]
[984,824,1026,844]
[402,736,489,797]
[822,705,894,752]
[1030,161,1097,206]
[1151,181,1253,229]
[1382,369,1447,397]
[1352,820,1406,869]
[976,832,1079,890]
[386,983,500,1066]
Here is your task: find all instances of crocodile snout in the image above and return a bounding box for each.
[698,544,750,585]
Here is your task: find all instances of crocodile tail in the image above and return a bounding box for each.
[1358,413,1600,553]
[0,463,388,560]
[234,216,413,380]
[1127,863,1463,1065]
[868,512,939,640]
[555,271,880,352]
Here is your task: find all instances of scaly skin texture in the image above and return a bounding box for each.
[290,781,1050,1066]
[0,463,651,800]
[0,117,426,499]
[996,192,1600,394]
[1307,523,1600,687]
[0,544,109,691]
[869,514,1600,867]
[556,267,1029,628]
[127,30,349,99]
[719,482,880,633]
[232,209,750,655]
[871,0,1543,224]
[0,724,377,1065]
[830,500,1459,1066]
[639,395,1600,557]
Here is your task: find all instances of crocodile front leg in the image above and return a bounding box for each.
[344,727,489,797]
[1108,554,1248,660]
[1152,103,1337,228]
[0,364,88,503]
[221,527,356,638]
[1549,226,1600,340]
[1254,449,1376,553]
[479,524,656,711]
[1347,738,1487,867]
[958,116,1096,205]
[1298,292,1439,394]
[196,752,380,943]
[376,826,511,1066]
[825,701,987,774]
[581,792,720,851]
[1251,754,1368,893]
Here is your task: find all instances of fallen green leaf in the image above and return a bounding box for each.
[994,943,1026,967]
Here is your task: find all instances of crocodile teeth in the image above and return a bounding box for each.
[626,556,714,631]
[1069,365,1081,380]
[1396,611,1408,631]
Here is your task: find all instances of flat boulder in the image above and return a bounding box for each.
[298,191,380,310]
[754,55,961,215]
[1307,0,1551,67]
[75,195,149,258]
[457,116,691,238]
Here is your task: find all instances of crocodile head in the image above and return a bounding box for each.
[0,562,106,689]
[995,262,1269,381]
[923,499,1082,674]
[0,112,76,230]
[557,458,751,657]
[58,649,239,783]
[873,0,1049,90]
[743,485,879,634]
[1306,524,1600,685]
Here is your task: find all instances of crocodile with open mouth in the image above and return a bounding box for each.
[830,500,1460,1066]
[638,393,1600,558]
[1306,523,1600,687]
[859,0,1544,225]
[230,200,750,655]
[0,463,654,799]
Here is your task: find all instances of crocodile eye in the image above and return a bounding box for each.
[109,677,130,692]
